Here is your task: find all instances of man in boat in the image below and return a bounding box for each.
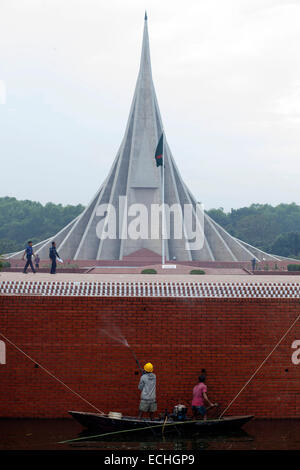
[138,362,157,420]
[191,374,216,420]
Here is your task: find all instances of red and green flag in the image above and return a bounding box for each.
[155,133,163,167]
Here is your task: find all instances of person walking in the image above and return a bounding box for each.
[22,241,36,274]
[138,362,157,420]
[49,241,60,274]
[35,254,40,270]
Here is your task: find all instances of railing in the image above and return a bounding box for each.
[0,280,300,298]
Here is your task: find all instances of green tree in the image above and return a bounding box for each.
[0,197,84,253]
[269,232,300,258]
[207,202,300,258]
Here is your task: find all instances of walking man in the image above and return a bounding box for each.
[191,374,216,420]
[22,241,36,274]
[49,241,60,274]
[138,362,157,420]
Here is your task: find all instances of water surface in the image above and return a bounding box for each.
[0,418,300,451]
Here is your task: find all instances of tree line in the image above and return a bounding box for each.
[206,203,300,259]
[0,197,84,254]
[1,197,300,258]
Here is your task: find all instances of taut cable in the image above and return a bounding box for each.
[219,313,300,418]
[0,332,104,415]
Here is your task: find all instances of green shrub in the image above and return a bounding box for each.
[0,255,10,271]
[1,261,11,268]
[190,269,205,275]
[287,264,300,271]
[141,269,157,274]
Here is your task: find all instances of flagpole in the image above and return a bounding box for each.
[162,133,165,266]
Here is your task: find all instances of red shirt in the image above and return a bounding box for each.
[192,382,207,407]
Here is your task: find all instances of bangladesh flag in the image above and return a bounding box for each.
[155,133,163,167]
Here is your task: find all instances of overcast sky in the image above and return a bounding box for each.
[0,0,300,211]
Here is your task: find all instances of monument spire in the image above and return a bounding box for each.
[140,12,150,75]
[7,17,281,263]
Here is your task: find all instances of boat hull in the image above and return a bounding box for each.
[69,411,254,435]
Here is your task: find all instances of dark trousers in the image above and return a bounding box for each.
[50,257,57,274]
[24,256,36,273]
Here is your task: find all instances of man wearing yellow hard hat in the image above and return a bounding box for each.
[138,362,157,420]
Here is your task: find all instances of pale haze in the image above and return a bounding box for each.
[0,0,300,211]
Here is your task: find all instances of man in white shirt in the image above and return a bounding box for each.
[138,362,157,420]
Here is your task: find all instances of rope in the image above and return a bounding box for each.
[0,332,105,415]
[219,313,300,418]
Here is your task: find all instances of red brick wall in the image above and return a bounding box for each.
[0,295,300,419]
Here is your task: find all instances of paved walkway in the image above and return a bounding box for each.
[1,272,300,284]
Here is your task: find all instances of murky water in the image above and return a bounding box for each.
[1,419,300,450]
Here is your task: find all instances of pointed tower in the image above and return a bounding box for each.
[7,16,281,262]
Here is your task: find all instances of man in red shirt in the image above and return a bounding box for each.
[192,375,216,420]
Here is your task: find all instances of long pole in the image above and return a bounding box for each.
[161,133,165,265]
[130,348,143,375]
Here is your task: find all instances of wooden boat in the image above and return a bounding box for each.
[69,411,254,436]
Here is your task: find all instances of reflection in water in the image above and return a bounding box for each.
[0,419,300,450]
[72,427,251,451]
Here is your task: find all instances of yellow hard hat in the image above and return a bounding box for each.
[144,362,153,373]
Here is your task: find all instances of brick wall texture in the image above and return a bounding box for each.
[0,295,300,419]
